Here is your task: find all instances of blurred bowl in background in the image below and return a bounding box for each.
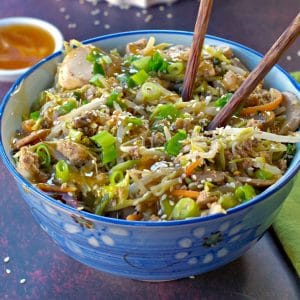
[0,17,64,82]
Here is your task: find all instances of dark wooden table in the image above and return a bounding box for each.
[1,1,300,299]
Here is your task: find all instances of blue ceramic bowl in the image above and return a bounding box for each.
[0,30,299,281]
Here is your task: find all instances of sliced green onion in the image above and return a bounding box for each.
[151,104,180,122]
[109,160,138,175]
[148,52,168,72]
[219,193,239,209]
[86,49,102,63]
[58,100,77,115]
[109,170,124,185]
[106,90,120,107]
[125,117,143,126]
[95,193,110,215]
[130,69,149,86]
[93,62,105,76]
[35,143,51,168]
[215,93,233,108]
[141,82,162,101]
[132,56,151,70]
[91,131,117,164]
[167,62,184,76]
[171,198,200,220]
[255,169,274,180]
[235,184,256,202]
[102,143,117,164]
[89,74,106,87]
[55,160,70,183]
[68,129,83,142]
[91,130,116,148]
[165,130,187,156]
[30,111,40,120]
[160,198,174,219]
[286,143,296,156]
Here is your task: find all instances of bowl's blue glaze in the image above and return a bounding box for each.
[0,30,299,280]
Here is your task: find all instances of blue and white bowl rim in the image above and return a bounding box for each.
[0,29,299,227]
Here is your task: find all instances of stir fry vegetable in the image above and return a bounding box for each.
[12,37,300,221]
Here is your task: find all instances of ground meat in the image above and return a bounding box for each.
[196,191,218,209]
[16,147,49,182]
[56,140,92,167]
[72,111,109,136]
[152,132,166,147]
[194,170,227,185]
[222,70,243,91]
[234,139,258,158]
[173,118,194,132]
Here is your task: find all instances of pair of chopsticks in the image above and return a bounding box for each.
[182,0,300,130]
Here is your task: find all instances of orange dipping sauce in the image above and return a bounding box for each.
[0,24,55,70]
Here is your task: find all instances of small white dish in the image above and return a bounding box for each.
[0,17,64,82]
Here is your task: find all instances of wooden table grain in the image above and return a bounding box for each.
[0,1,300,299]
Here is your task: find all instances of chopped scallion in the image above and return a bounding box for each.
[165,130,187,156]
[30,111,40,120]
[55,160,70,183]
[151,104,180,122]
[130,69,149,86]
[215,93,233,108]
[141,82,162,101]
[35,143,51,168]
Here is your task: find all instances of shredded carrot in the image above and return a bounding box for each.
[185,158,203,177]
[172,189,200,198]
[126,214,141,221]
[240,91,283,116]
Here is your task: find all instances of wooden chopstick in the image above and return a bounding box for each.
[207,12,300,130]
[181,0,214,101]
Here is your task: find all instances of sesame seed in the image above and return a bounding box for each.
[144,15,153,23]
[3,256,10,263]
[286,55,292,61]
[103,11,109,16]
[64,14,70,20]
[297,50,300,56]
[19,278,26,284]
[191,175,197,181]
[104,24,111,29]
[90,9,100,15]
[166,13,173,19]
[159,5,165,11]
[59,7,66,13]
[161,214,167,219]
[142,9,148,14]
[136,12,141,17]
[189,275,195,279]
[161,194,167,200]
[68,23,77,29]
[5,269,11,274]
